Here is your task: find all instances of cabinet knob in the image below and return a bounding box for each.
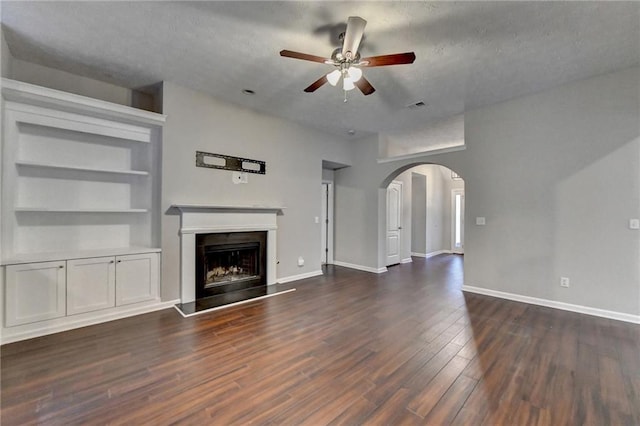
[117,260,122,263]
[59,265,64,269]
[110,260,115,264]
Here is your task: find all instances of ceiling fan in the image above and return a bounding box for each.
[280,16,416,97]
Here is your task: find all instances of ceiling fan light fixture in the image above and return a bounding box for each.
[327,69,341,86]
[280,15,415,97]
[343,76,356,91]
[347,66,362,82]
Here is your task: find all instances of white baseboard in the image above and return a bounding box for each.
[411,250,452,258]
[1,299,181,345]
[400,257,413,264]
[462,285,640,324]
[277,270,323,284]
[333,260,387,274]
[426,250,452,258]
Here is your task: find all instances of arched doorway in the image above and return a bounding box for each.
[381,163,465,271]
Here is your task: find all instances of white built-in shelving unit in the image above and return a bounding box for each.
[1,78,170,343]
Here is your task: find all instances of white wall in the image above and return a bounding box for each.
[335,66,640,316]
[161,82,352,299]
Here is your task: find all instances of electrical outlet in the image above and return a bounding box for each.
[297,256,304,267]
[560,277,570,288]
[630,219,640,230]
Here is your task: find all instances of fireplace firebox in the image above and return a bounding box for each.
[196,231,267,299]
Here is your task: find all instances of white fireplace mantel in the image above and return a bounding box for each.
[172,204,283,303]
[172,204,285,213]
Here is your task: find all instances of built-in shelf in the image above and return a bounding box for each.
[1,79,166,343]
[14,208,149,213]
[1,246,162,266]
[16,160,150,176]
[3,78,166,128]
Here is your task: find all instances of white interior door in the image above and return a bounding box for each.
[386,181,403,266]
[452,189,465,254]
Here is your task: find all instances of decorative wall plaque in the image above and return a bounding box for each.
[195,151,266,175]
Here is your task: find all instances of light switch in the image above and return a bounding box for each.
[314,216,319,224]
[630,219,640,230]
[476,217,486,226]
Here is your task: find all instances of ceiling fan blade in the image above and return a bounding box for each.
[304,75,329,93]
[360,52,416,67]
[341,16,367,60]
[280,50,330,64]
[355,76,376,96]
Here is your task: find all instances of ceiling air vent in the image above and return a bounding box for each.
[406,101,427,110]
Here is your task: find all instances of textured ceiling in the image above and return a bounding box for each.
[2,1,639,140]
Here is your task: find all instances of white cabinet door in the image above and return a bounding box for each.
[67,256,115,315]
[5,261,66,327]
[115,253,159,306]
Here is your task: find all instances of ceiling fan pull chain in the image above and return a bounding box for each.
[344,90,348,103]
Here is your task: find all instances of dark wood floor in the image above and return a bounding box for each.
[2,255,639,425]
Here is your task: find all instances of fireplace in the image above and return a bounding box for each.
[196,231,267,299]
[173,204,281,304]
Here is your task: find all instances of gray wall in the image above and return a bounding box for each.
[459,66,639,314]
[335,66,639,315]
[1,27,11,78]
[321,168,334,182]
[419,165,447,254]
[381,114,465,158]
[411,173,427,255]
[161,82,352,299]
[334,135,382,269]
[9,58,132,105]
[409,165,464,256]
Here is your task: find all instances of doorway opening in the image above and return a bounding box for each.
[452,188,465,254]
[382,164,465,269]
[321,181,334,265]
